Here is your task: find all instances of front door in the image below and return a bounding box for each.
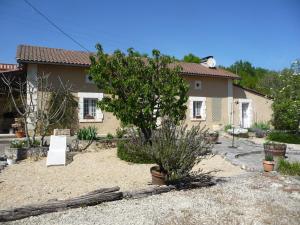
[241,103,250,128]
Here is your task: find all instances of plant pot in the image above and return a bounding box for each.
[7,158,16,165]
[205,133,219,143]
[150,166,167,185]
[15,131,25,138]
[264,143,287,157]
[263,160,275,172]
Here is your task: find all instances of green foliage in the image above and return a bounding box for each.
[264,154,274,161]
[48,91,78,134]
[271,69,300,131]
[10,139,40,148]
[117,140,154,164]
[146,121,212,182]
[267,131,300,144]
[251,122,270,131]
[77,126,97,140]
[225,60,279,96]
[89,44,189,142]
[224,124,232,131]
[106,133,114,139]
[278,159,300,176]
[183,53,201,63]
[116,128,126,138]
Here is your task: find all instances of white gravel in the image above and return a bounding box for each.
[4,173,300,225]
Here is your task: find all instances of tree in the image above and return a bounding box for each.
[183,53,201,63]
[1,73,72,146]
[271,69,300,132]
[89,44,189,142]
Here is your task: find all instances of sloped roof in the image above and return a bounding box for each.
[16,45,239,79]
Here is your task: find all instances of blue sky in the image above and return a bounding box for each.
[0,0,299,70]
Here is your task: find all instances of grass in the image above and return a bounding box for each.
[117,141,154,164]
[277,159,300,176]
[267,131,300,144]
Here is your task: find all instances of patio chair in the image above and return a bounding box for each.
[46,135,66,166]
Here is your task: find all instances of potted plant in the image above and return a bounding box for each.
[205,131,219,143]
[11,118,25,138]
[263,154,275,172]
[129,121,213,185]
[264,141,287,157]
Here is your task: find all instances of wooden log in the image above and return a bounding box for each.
[0,187,122,222]
[123,185,176,199]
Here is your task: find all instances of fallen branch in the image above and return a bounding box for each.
[123,185,176,199]
[0,187,122,222]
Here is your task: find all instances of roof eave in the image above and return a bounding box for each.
[17,59,90,68]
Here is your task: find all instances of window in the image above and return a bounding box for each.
[83,98,97,119]
[189,96,206,120]
[194,80,201,90]
[78,92,103,122]
[193,101,202,118]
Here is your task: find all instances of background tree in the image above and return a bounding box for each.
[89,44,189,142]
[183,53,201,63]
[270,69,300,132]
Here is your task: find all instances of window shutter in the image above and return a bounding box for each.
[201,99,206,120]
[78,97,84,119]
[189,99,194,119]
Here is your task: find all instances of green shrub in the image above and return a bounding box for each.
[265,154,273,161]
[146,121,213,182]
[252,122,270,131]
[106,133,114,140]
[117,141,154,164]
[116,128,126,138]
[77,126,97,140]
[10,139,40,148]
[267,131,300,144]
[224,124,232,131]
[278,159,300,176]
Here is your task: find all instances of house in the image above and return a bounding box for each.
[10,45,272,135]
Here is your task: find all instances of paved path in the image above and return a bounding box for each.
[214,137,300,171]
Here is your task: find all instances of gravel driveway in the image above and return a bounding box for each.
[4,173,300,225]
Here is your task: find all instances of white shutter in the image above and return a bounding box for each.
[78,98,84,120]
[201,98,206,120]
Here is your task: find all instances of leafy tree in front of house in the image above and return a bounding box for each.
[183,53,201,63]
[89,44,189,142]
[271,69,300,132]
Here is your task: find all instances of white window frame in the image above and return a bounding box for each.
[85,74,94,84]
[189,96,206,121]
[194,80,202,90]
[78,92,104,122]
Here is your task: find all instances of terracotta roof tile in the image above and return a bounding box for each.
[16,45,239,79]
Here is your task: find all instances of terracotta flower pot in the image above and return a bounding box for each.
[15,131,25,138]
[263,160,275,172]
[264,143,287,157]
[150,166,167,185]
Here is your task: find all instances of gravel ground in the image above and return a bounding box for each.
[0,148,242,209]
[4,173,300,225]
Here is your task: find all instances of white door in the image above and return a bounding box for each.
[241,103,250,128]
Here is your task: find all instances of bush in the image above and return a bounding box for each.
[117,140,154,164]
[10,139,40,148]
[278,159,300,176]
[77,126,97,140]
[116,128,126,138]
[267,131,300,144]
[146,121,212,182]
[252,122,270,131]
[106,133,114,140]
[224,124,232,131]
